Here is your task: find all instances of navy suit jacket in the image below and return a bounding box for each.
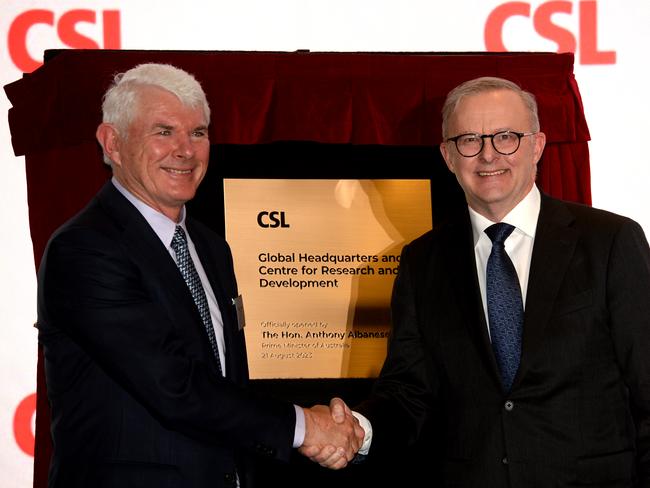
[37,182,296,488]
[357,194,650,487]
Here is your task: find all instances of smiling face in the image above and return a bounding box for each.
[440,89,546,222]
[96,85,210,222]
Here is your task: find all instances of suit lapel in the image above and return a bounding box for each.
[187,221,248,384]
[513,195,578,388]
[97,182,181,282]
[97,183,225,375]
[440,209,503,388]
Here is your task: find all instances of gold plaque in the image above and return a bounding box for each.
[224,179,432,378]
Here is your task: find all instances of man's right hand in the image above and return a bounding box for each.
[298,397,364,469]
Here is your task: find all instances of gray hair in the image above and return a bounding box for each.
[101,63,210,164]
[441,76,540,139]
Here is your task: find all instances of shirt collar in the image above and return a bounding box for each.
[468,185,541,246]
[111,177,187,247]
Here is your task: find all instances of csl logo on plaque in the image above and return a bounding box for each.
[257,211,291,228]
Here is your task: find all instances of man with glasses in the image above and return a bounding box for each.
[310,77,650,486]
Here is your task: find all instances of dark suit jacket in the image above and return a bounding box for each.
[37,182,296,488]
[357,194,650,488]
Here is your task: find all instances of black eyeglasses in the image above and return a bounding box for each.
[446,130,537,157]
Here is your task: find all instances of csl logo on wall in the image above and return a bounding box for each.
[8,9,121,73]
[13,393,36,456]
[484,0,616,65]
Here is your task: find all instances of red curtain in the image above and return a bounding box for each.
[4,50,591,488]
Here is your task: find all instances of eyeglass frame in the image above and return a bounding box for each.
[445,130,538,158]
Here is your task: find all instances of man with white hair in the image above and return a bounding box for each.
[37,63,363,488]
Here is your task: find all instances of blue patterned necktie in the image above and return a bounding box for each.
[171,226,223,376]
[485,223,523,392]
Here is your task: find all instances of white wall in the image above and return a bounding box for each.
[1,1,648,486]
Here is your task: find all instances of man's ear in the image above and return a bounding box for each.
[96,123,121,167]
[440,142,455,174]
[533,131,547,164]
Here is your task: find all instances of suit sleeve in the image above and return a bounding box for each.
[607,219,650,484]
[356,241,438,455]
[38,225,296,461]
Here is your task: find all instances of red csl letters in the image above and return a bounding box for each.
[8,9,121,73]
[484,1,616,65]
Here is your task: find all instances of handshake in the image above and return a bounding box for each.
[299,398,368,470]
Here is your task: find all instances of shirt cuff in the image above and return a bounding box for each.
[293,405,305,448]
[351,411,373,455]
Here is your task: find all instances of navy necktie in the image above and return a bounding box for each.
[171,226,223,376]
[485,223,523,392]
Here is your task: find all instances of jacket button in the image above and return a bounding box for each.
[504,400,514,411]
[502,457,509,465]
